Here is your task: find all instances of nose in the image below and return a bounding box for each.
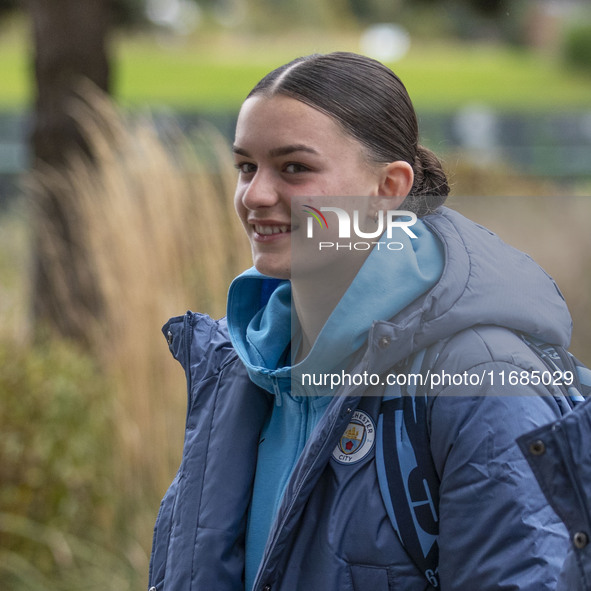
[239,169,280,211]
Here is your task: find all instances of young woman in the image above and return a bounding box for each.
[148,52,573,591]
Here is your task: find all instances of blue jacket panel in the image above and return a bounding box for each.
[427,327,569,590]
[149,208,573,590]
[149,313,272,590]
[519,397,591,591]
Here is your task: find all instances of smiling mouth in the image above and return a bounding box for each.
[253,224,292,235]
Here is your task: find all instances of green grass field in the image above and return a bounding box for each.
[1,20,591,112]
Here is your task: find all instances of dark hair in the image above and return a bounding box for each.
[246,52,449,216]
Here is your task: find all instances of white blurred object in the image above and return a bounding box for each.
[146,0,201,35]
[360,24,410,62]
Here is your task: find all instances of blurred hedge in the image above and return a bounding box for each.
[564,22,591,72]
[0,338,143,590]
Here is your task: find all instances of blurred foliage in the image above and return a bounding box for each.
[0,511,141,591]
[1,87,251,588]
[0,0,17,16]
[0,337,140,588]
[0,0,149,28]
[112,0,149,28]
[0,339,112,532]
[409,0,509,17]
[0,0,143,27]
[377,0,520,41]
[0,0,536,40]
[564,21,591,73]
[198,0,528,38]
[347,0,403,23]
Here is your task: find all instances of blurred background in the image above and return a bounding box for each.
[1,0,590,588]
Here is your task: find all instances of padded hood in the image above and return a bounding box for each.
[361,206,572,376]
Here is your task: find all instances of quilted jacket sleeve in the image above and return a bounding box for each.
[428,327,570,591]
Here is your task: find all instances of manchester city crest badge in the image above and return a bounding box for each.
[332,410,375,464]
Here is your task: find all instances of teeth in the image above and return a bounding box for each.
[254,225,290,235]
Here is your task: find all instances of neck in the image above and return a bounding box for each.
[291,255,368,364]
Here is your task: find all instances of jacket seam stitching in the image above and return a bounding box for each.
[189,371,223,589]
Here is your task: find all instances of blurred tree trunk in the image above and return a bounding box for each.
[26,0,112,343]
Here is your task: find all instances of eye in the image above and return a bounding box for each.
[283,162,310,174]
[235,162,257,175]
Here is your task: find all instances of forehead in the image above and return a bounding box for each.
[234,94,359,154]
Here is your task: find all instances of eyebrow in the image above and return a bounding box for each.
[232,144,320,158]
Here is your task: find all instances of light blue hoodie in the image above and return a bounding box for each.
[227,220,445,589]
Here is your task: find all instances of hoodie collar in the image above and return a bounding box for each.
[227,219,445,399]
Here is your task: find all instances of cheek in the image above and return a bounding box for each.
[234,188,245,218]
[233,191,252,236]
[349,169,381,195]
[325,163,380,196]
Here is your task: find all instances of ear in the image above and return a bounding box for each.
[381,159,413,197]
[369,160,414,215]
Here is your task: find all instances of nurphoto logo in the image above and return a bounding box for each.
[302,205,417,251]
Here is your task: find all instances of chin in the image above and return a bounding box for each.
[253,258,291,280]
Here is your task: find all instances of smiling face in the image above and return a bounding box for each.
[233,94,392,279]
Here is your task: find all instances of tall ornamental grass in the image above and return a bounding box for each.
[5,85,251,589]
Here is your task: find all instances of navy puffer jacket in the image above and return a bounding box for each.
[149,208,572,591]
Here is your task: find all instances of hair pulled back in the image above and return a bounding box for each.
[247,52,449,216]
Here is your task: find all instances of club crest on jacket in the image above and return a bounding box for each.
[333,410,376,464]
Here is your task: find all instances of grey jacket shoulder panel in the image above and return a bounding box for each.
[364,208,572,379]
[421,208,572,347]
